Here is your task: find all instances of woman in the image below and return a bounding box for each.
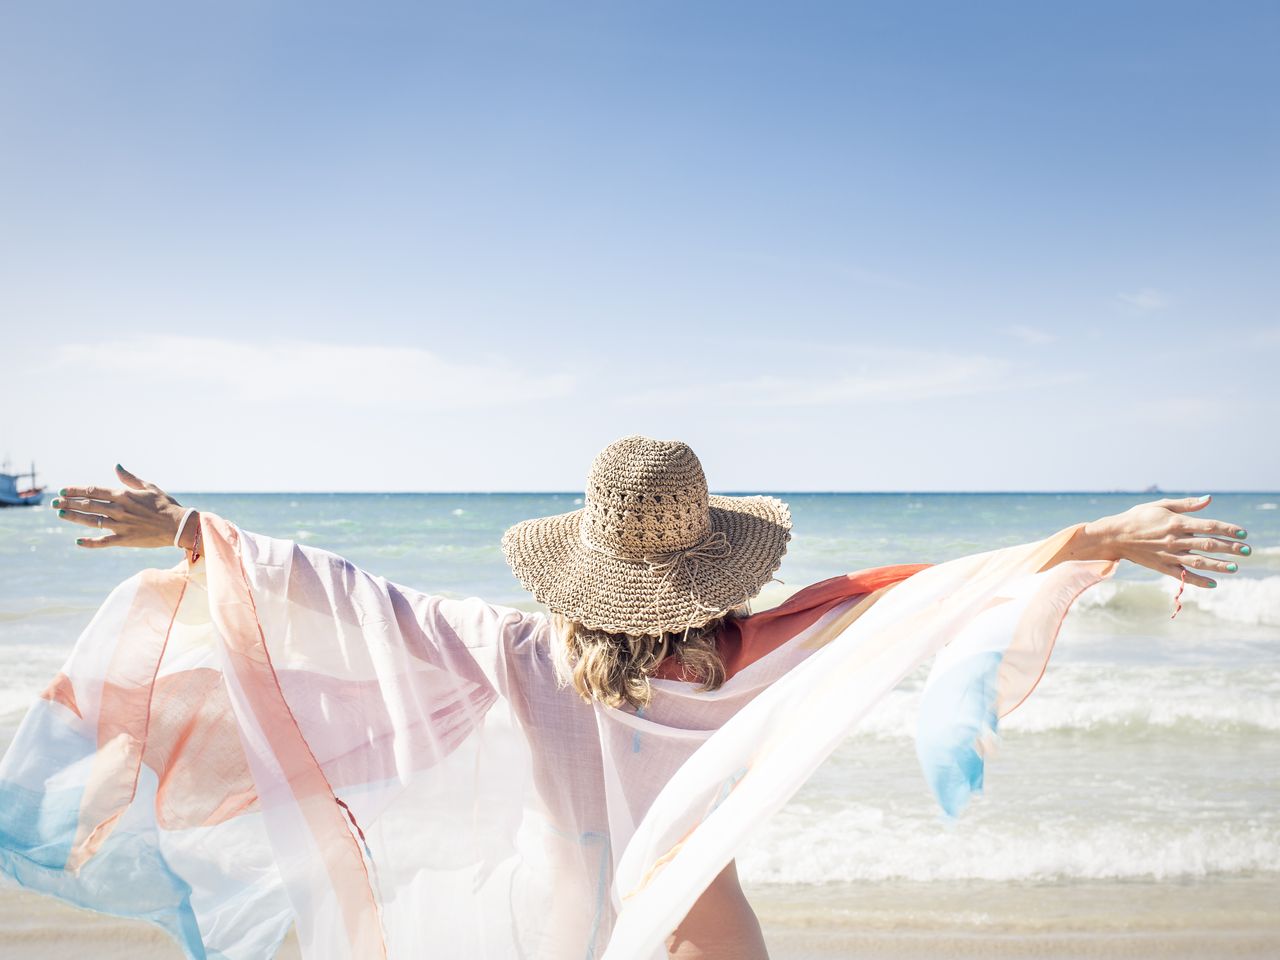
[2,436,1249,960]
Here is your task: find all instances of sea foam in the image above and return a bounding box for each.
[738,802,1280,884]
[1075,573,1280,626]
[842,663,1280,740]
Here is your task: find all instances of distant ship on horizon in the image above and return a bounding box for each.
[0,460,45,508]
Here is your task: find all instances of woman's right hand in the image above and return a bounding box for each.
[50,465,195,550]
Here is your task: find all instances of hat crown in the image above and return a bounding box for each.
[581,436,711,556]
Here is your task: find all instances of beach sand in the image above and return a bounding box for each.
[2,877,1276,958]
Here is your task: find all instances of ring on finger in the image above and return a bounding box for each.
[97,516,103,528]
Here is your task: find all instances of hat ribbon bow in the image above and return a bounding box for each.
[641,530,755,628]
[578,526,755,633]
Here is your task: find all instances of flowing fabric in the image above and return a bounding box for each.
[0,514,1115,959]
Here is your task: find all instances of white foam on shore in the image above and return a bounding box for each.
[738,802,1280,884]
[0,644,69,731]
[843,663,1280,740]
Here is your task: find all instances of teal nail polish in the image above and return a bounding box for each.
[75,538,84,545]
[1235,529,1247,539]
[58,488,67,497]
[1240,545,1251,556]
[1227,562,1238,573]
[50,498,61,508]
[58,509,66,517]
[1207,580,1217,588]
[115,463,123,471]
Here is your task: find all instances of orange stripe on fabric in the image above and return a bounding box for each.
[655,564,930,682]
[203,516,387,960]
[39,672,81,719]
[68,569,189,872]
[143,668,260,830]
[997,560,1117,719]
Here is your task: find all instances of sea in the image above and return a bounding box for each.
[1,491,1277,951]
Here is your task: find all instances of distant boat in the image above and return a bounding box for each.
[1142,484,1162,494]
[0,460,45,507]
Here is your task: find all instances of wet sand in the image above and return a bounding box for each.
[2,877,1277,959]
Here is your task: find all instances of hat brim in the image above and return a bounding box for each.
[501,494,792,635]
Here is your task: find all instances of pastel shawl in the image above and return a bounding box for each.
[0,514,1115,959]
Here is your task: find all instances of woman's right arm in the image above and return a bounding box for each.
[50,464,200,552]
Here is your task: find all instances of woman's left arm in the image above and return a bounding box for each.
[1044,494,1249,588]
[50,464,197,551]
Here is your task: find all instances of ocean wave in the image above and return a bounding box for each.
[0,604,98,624]
[738,803,1280,883]
[1074,573,1280,626]
[842,664,1280,739]
[0,645,71,728]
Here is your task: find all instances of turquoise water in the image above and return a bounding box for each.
[1,491,1277,890]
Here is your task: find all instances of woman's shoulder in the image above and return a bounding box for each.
[421,594,549,649]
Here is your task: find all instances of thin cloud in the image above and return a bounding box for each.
[1117,288,1171,312]
[618,350,1017,407]
[1003,324,1056,345]
[1120,394,1230,429]
[45,336,576,411]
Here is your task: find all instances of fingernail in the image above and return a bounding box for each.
[75,538,84,545]
[1227,562,1238,573]
[50,498,61,508]
[1235,529,1247,539]
[1206,580,1217,588]
[115,463,124,472]
[58,509,66,517]
[1197,494,1211,502]
[58,488,67,497]
[1240,545,1251,556]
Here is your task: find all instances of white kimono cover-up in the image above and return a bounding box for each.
[0,514,1115,959]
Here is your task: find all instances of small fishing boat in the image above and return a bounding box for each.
[0,461,45,507]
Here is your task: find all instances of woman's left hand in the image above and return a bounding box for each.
[50,465,190,550]
[1087,495,1250,588]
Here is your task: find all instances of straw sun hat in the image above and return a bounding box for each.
[501,435,792,636]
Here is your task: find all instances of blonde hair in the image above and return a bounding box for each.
[550,607,747,710]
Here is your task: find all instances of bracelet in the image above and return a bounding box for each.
[186,523,203,566]
[173,507,198,548]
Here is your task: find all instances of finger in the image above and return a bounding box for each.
[57,485,119,502]
[1164,495,1212,514]
[57,509,119,530]
[1183,568,1217,589]
[1174,552,1240,575]
[115,464,152,491]
[1162,562,1216,589]
[1180,536,1250,557]
[52,497,125,520]
[75,534,124,549]
[1179,517,1248,540]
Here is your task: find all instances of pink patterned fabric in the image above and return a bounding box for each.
[0,514,1115,959]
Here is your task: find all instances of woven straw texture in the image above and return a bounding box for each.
[501,436,792,636]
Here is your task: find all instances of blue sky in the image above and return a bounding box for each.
[1,1,1276,491]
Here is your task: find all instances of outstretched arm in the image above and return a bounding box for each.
[50,464,198,552]
[1043,494,1249,588]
